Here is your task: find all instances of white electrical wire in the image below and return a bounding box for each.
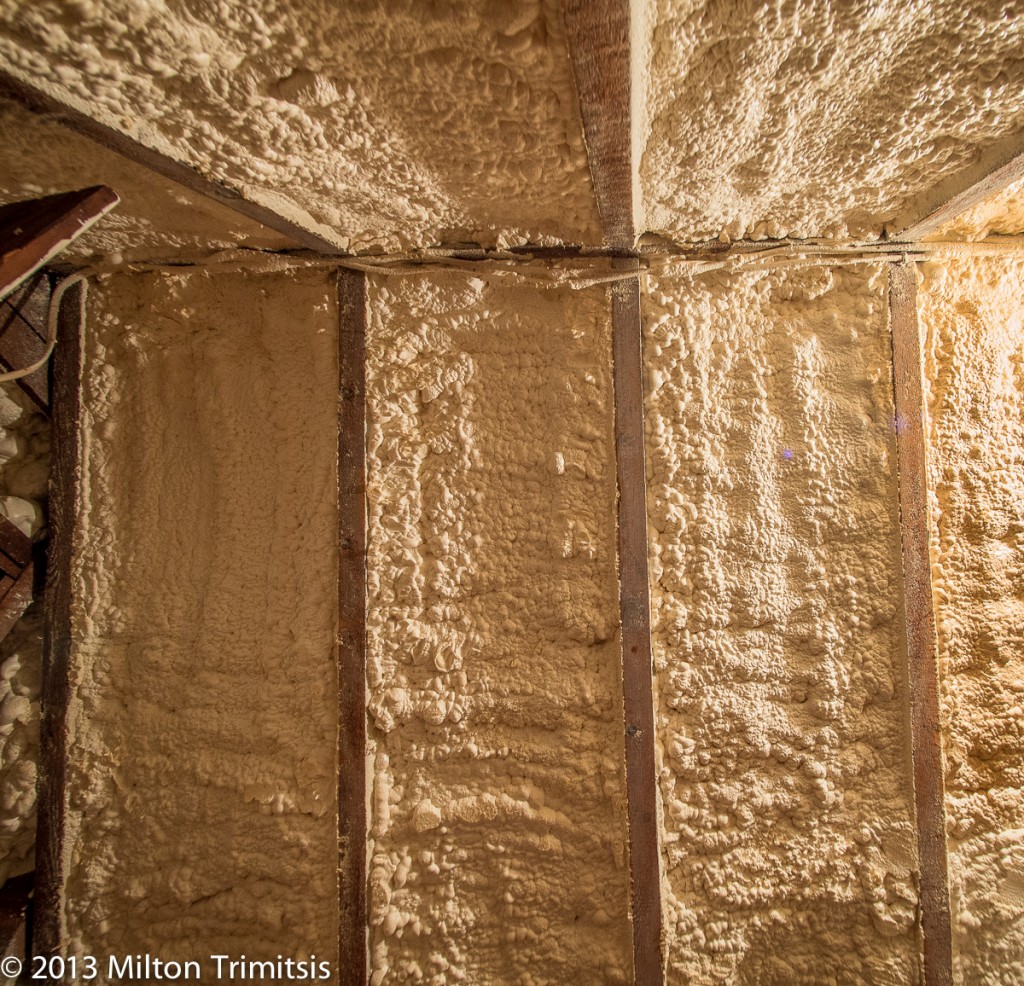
[1,234,1021,385]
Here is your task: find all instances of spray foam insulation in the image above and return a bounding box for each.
[0,97,296,264]
[644,264,919,984]
[0,0,600,253]
[925,174,1024,241]
[62,268,339,963]
[363,271,632,985]
[919,256,1024,986]
[640,0,1024,243]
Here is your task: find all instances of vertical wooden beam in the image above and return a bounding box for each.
[889,263,953,986]
[36,281,84,956]
[562,0,634,251]
[563,0,662,974]
[337,269,367,986]
[612,259,664,986]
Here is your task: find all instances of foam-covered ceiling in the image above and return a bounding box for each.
[0,0,1022,251]
[640,0,1024,242]
[0,0,600,253]
[0,97,296,263]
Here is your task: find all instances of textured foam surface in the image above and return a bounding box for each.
[919,257,1024,986]
[0,98,296,264]
[0,0,600,252]
[644,264,919,984]
[63,269,339,962]
[640,0,1024,242]
[926,176,1024,241]
[364,271,632,985]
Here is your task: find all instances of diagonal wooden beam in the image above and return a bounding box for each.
[0,70,343,256]
[612,258,664,986]
[36,279,85,957]
[896,132,1024,241]
[337,269,367,986]
[562,0,635,252]
[889,263,953,986]
[0,187,117,301]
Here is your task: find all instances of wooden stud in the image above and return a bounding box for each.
[562,0,634,252]
[889,263,953,986]
[35,280,84,957]
[0,187,117,302]
[896,141,1024,241]
[337,269,367,986]
[612,259,664,986]
[0,71,343,257]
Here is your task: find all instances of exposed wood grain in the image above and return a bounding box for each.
[0,71,342,257]
[897,137,1024,241]
[612,259,664,986]
[889,263,953,986]
[0,272,51,413]
[0,187,117,302]
[35,280,84,957]
[562,0,634,251]
[337,269,367,986]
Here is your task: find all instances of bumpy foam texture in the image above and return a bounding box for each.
[364,271,632,985]
[0,0,600,252]
[926,176,1024,241]
[919,256,1024,986]
[63,269,339,965]
[0,98,296,264]
[643,264,919,984]
[0,384,49,886]
[640,0,1024,243]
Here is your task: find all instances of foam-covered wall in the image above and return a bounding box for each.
[643,265,919,984]
[640,0,1024,242]
[364,271,632,984]
[919,256,1024,986]
[62,269,339,961]
[0,0,599,252]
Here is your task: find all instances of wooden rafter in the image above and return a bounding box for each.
[562,0,635,252]
[337,269,368,985]
[36,280,84,957]
[896,137,1024,241]
[889,264,953,986]
[0,71,342,257]
[0,186,117,302]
